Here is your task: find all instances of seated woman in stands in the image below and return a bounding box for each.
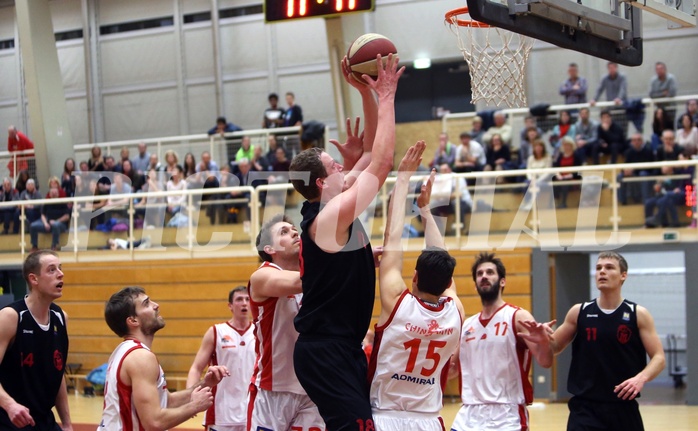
[521,140,552,210]
[550,110,577,152]
[484,134,514,183]
[552,137,583,208]
[166,165,187,216]
[676,113,698,157]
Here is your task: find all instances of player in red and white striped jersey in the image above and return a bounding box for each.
[247,214,324,431]
[369,142,465,431]
[101,286,228,431]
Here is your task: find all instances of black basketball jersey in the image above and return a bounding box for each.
[568,299,647,402]
[294,201,375,345]
[0,299,69,429]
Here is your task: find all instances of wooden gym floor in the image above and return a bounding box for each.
[63,394,698,430]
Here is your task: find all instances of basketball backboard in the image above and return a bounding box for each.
[464,0,696,66]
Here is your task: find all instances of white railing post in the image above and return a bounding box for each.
[250,188,259,252]
[187,193,194,256]
[610,168,620,232]
[128,197,135,260]
[530,174,539,238]
[19,205,26,256]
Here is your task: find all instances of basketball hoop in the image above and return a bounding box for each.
[445,6,533,108]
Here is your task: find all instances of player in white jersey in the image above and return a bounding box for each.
[450,253,553,431]
[188,286,256,431]
[101,286,228,431]
[370,142,465,431]
[247,214,324,431]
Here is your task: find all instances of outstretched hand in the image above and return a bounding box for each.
[517,319,556,345]
[341,56,370,91]
[202,365,230,388]
[362,54,405,97]
[417,169,437,209]
[614,374,647,401]
[329,117,364,170]
[397,140,426,174]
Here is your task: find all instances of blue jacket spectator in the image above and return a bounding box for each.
[208,116,243,135]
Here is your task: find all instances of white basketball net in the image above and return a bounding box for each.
[447,13,533,108]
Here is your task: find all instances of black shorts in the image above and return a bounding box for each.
[294,337,373,431]
[567,396,644,431]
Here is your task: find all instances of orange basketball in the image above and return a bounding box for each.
[346,33,398,82]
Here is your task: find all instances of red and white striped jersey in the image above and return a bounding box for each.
[249,262,305,394]
[204,321,256,427]
[369,290,462,414]
[459,303,533,405]
[100,339,168,431]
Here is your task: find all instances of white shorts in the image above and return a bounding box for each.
[450,404,529,431]
[207,426,246,431]
[248,386,324,431]
[373,410,445,431]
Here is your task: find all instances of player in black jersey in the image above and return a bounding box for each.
[289,54,403,431]
[0,250,72,430]
[549,251,665,431]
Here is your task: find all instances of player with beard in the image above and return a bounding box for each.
[101,287,229,430]
[450,253,553,431]
[187,287,256,431]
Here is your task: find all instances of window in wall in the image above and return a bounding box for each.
[219,4,263,19]
[0,39,15,50]
[55,29,84,42]
[100,16,174,35]
[184,11,212,24]
[394,61,474,123]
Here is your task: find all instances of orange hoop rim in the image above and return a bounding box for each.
[445,7,491,28]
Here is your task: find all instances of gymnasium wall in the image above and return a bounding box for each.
[0,0,696,144]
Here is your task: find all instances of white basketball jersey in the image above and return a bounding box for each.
[250,262,305,394]
[369,290,462,414]
[204,321,256,427]
[459,303,533,405]
[99,339,168,431]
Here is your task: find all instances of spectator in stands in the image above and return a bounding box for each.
[590,62,627,106]
[235,136,254,162]
[120,159,143,192]
[208,116,242,136]
[88,145,105,171]
[78,160,89,172]
[272,147,291,172]
[166,165,186,215]
[644,151,690,228]
[30,187,70,251]
[430,163,473,234]
[147,153,162,172]
[283,92,303,127]
[482,111,513,146]
[470,116,485,143]
[135,169,164,229]
[7,126,34,176]
[263,93,285,129]
[520,127,542,169]
[676,113,698,156]
[651,107,675,152]
[115,147,130,173]
[14,169,29,195]
[594,110,626,164]
[550,110,578,151]
[183,152,197,179]
[91,179,110,230]
[0,178,18,235]
[521,140,553,210]
[266,134,287,168]
[656,129,683,164]
[251,145,269,172]
[559,62,588,104]
[553,137,583,208]
[574,107,598,162]
[430,133,456,168]
[484,134,513,178]
[618,133,654,205]
[163,150,179,177]
[46,177,67,198]
[17,178,42,227]
[678,99,698,127]
[61,158,76,197]
[454,132,486,173]
[104,155,116,172]
[108,173,132,209]
[132,142,150,175]
[229,158,252,224]
[649,61,677,99]
[197,151,221,225]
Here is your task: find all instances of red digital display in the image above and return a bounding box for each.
[265,0,374,22]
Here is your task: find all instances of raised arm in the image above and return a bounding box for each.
[515,310,554,368]
[378,141,426,325]
[249,267,302,303]
[549,304,581,355]
[613,306,665,400]
[314,54,404,250]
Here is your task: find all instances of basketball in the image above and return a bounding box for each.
[346,33,398,82]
